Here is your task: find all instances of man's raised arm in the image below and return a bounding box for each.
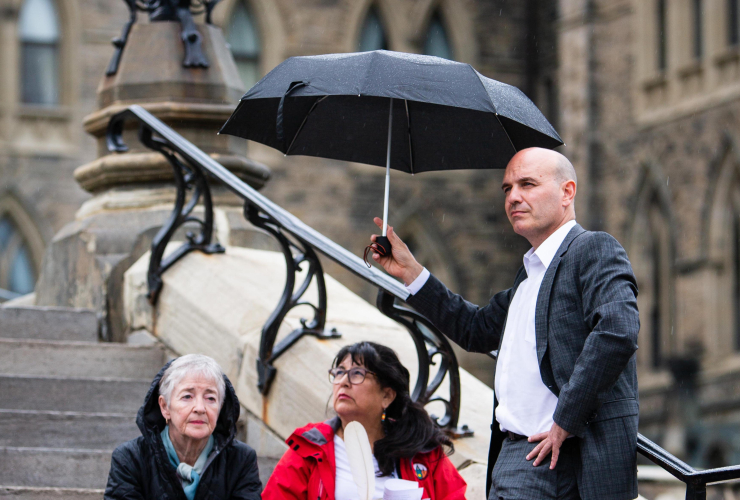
[370,217,513,353]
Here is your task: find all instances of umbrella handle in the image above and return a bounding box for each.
[374,236,392,257]
[363,236,392,268]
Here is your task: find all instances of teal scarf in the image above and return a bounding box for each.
[161,426,215,500]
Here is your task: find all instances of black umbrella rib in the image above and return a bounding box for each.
[495,113,518,155]
[404,99,415,175]
[285,96,329,155]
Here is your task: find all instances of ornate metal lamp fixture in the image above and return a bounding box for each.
[106,0,221,75]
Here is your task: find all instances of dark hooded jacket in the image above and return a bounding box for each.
[104,361,262,500]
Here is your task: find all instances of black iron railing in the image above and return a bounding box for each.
[107,105,740,494]
[637,434,740,500]
[107,104,471,437]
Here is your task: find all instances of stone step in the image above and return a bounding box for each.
[0,452,278,493]
[257,457,279,489]
[0,447,111,489]
[0,306,98,343]
[0,374,150,413]
[0,339,165,379]
[0,410,139,450]
[0,486,104,500]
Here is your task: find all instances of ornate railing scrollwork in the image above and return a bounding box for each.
[107,111,224,305]
[245,203,341,395]
[377,290,473,438]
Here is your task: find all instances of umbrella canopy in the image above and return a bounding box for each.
[219,50,562,174]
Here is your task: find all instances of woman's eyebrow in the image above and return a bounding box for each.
[176,386,218,393]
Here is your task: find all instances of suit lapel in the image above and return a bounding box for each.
[534,224,586,366]
[496,265,528,353]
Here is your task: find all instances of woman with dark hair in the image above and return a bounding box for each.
[262,341,466,500]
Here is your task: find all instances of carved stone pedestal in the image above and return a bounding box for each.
[34,21,270,341]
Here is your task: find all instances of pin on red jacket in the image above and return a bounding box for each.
[262,418,467,500]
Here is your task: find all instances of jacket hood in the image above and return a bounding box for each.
[136,359,242,451]
[285,418,341,458]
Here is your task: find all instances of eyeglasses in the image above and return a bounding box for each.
[328,367,375,385]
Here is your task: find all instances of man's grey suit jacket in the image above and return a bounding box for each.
[407,224,640,500]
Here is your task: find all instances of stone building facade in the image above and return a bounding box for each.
[6,0,739,472]
[0,0,130,299]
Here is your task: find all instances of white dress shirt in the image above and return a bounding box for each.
[405,267,430,295]
[405,220,577,437]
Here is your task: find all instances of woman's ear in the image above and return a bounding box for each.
[382,387,397,407]
[159,394,170,422]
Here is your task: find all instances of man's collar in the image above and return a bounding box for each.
[531,220,577,270]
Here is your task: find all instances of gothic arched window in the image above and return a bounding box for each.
[19,0,60,105]
[423,12,453,60]
[357,6,387,52]
[732,204,740,349]
[656,0,668,71]
[693,0,704,60]
[717,171,740,351]
[631,179,674,371]
[227,2,261,90]
[0,216,37,300]
[705,143,740,359]
[729,0,739,46]
[399,215,496,385]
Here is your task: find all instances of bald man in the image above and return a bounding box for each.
[370,148,639,500]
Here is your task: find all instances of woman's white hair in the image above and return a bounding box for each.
[159,354,226,408]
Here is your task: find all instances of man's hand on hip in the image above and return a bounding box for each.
[371,217,423,285]
[526,422,570,469]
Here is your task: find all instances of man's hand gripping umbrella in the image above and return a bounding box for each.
[367,217,423,285]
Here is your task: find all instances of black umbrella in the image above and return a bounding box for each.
[220,50,562,257]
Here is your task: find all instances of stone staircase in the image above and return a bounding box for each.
[0,305,165,499]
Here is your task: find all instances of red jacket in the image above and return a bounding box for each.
[262,419,466,500]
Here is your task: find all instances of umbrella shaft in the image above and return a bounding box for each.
[383,99,393,237]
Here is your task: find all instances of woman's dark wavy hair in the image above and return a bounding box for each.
[332,341,453,476]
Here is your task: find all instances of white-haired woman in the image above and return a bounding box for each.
[104,354,262,500]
